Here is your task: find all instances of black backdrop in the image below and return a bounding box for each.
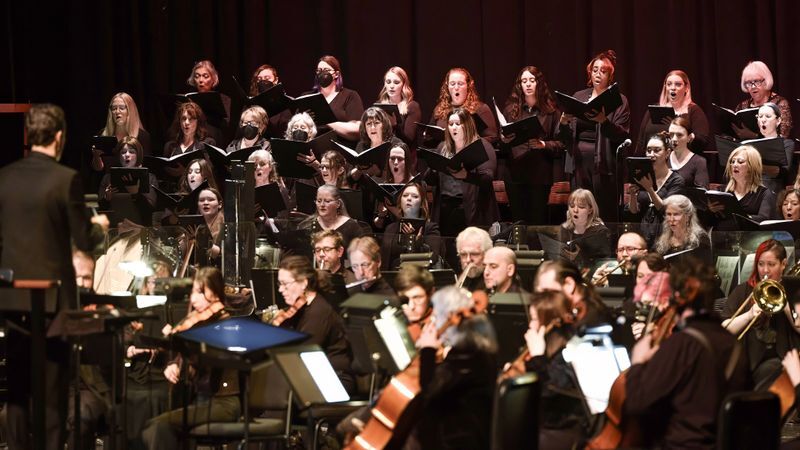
[3,0,800,191]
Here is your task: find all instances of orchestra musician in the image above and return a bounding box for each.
[721,239,800,386]
[535,260,612,330]
[274,256,355,391]
[311,230,347,275]
[623,257,751,449]
[345,236,396,297]
[515,290,586,450]
[406,286,498,449]
[482,246,522,294]
[141,267,238,450]
[393,264,435,341]
[454,227,493,292]
[591,232,648,287]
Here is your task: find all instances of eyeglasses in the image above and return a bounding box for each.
[109,105,127,112]
[744,79,766,89]
[241,120,258,127]
[278,279,298,288]
[616,246,644,254]
[458,251,483,259]
[313,246,337,254]
[365,121,381,128]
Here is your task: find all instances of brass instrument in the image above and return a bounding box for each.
[591,260,626,286]
[786,260,800,277]
[725,277,787,340]
[456,263,476,289]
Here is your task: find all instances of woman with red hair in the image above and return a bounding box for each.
[429,67,497,144]
[722,239,800,385]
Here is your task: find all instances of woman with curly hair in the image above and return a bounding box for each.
[429,67,497,144]
[653,194,709,260]
[163,102,216,157]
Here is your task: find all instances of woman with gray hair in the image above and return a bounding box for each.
[654,194,709,261]
[410,285,498,449]
[733,60,793,139]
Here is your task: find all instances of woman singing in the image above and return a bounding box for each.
[501,65,567,224]
[709,145,776,230]
[163,102,216,157]
[91,92,151,171]
[756,102,795,194]
[634,70,709,155]
[376,66,422,151]
[430,67,498,144]
[558,189,612,271]
[667,116,709,188]
[562,50,630,222]
[429,108,499,238]
[380,183,441,270]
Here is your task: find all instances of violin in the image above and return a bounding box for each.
[268,295,308,327]
[167,301,226,335]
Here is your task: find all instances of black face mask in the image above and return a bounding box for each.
[241,124,259,140]
[257,80,274,93]
[291,129,309,142]
[316,71,334,88]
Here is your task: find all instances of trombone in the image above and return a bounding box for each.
[724,276,787,340]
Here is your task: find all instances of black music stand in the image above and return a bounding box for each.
[0,277,59,450]
[171,317,307,447]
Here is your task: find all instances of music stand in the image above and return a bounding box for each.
[172,317,308,446]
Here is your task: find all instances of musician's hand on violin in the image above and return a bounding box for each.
[631,334,659,365]
[416,321,440,349]
[164,363,180,384]
[631,322,646,340]
[161,324,173,336]
[783,349,800,387]
[524,325,547,357]
[127,345,153,359]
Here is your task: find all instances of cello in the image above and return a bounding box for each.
[344,295,477,450]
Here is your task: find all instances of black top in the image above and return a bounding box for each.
[629,171,685,243]
[328,87,364,123]
[280,294,354,387]
[502,103,567,185]
[164,136,216,157]
[380,221,442,270]
[625,314,752,449]
[395,100,422,148]
[668,152,709,188]
[564,87,630,176]
[432,102,499,144]
[558,223,613,270]
[715,185,776,231]
[635,103,710,155]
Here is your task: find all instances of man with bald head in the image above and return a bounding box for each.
[592,231,648,287]
[483,246,521,294]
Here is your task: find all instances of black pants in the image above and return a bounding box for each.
[140,395,240,450]
[573,149,619,223]
[6,327,68,450]
[507,182,550,225]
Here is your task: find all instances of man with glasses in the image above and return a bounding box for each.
[455,227,493,291]
[345,236,396,297]
[591,232,648,287]
[311,230,346,275]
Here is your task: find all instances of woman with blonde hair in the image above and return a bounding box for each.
[709,145,776,229]
[376,66,422,148]
[91,92,151,170]
[634,70,709,155]
[558,188,612,269]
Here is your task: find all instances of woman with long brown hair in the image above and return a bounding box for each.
[163,102,216,157]
[502,65,567,224]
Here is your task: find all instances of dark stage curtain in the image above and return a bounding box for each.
[2,0,800,192]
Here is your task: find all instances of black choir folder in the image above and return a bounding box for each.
[90,135,118,154]
[705,190,746,216]
[648,105,676,125]
[626,157,655,187]
[331,141,391,168]
[109,167,150,193]
[254,183,287,218]
[734,214,800,237]
[289,92,337,126]
[712,103,759,135]
[714,135,788,167]
[372,103,401,121]
[555,83,623,118]
[269,139,322,179]
[417,139,489,174]
[232,77,292,117]
[492,98,545,141]
[205,143,261,168]
[416,123,445,143]
[143,148,204,180]
[159,91,228,121]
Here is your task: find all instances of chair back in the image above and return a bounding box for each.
[491,372,539,450]
[717,390,780,450]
